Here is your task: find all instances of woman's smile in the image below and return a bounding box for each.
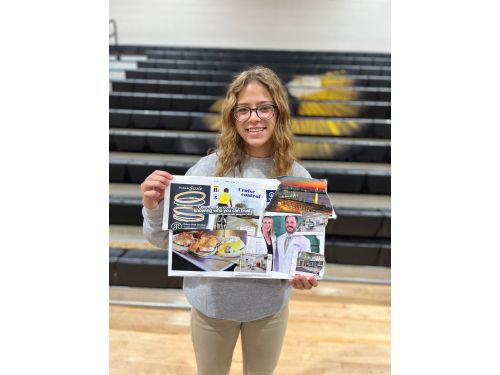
[235,81,276,157]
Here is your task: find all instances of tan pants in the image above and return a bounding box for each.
[190,305,289,375]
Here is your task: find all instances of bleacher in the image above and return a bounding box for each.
[109,45,391,288]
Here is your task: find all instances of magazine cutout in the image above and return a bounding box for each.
[164,175,335,279]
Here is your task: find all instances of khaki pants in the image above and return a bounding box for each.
[190,305,289,375]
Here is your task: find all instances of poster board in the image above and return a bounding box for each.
[163,176,335,279]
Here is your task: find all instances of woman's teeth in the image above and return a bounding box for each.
[247,128,265,133]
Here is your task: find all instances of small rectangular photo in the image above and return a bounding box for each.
[298,212,329,233]
[211,180,266,236]
[264,213,324,274]
[164,182,213,230]
[265,176,335,218]
[291,251,325,279]
[237,253,272,275]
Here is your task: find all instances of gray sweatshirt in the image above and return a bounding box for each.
[142,153,311,321]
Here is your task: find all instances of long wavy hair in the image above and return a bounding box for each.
[214,66,295,177]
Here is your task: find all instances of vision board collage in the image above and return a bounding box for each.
[163,175,336,279]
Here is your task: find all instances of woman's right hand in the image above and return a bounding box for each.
[140,170,173,209]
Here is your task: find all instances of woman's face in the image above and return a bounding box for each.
[262,217,273,233]
[234,81,276,157]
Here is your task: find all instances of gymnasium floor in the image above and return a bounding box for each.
[110,271,390,374]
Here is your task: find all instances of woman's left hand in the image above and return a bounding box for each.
[288,275,319,290]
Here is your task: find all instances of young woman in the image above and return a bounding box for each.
[261,216,278,271]
[141,66,318,375]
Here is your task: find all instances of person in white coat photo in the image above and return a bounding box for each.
[276,215,311,273]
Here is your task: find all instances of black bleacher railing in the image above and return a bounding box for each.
[109,108,391,138]
[136,59,391,76]
[124,68,391,87]
[110,45,391,65]
[109,155,390,195]
[111,78,391,101]
[109,92,391,118]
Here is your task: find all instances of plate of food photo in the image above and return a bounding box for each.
[172,231,195,251]
[216,237,246,258]
[186,233,220,257]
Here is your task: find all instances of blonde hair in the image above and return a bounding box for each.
[214,66,295,177]
[261,216,275,237]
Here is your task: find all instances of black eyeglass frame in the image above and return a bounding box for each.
[232,104,278,122]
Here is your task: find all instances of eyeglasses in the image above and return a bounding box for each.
[233,104,277,122]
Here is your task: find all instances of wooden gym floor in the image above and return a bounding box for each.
[110,280,390,374]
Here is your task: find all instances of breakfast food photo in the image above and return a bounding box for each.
[216,237,246,258]
[170,229,249,273]
[172,230,220,256]
[187,233,220,257]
